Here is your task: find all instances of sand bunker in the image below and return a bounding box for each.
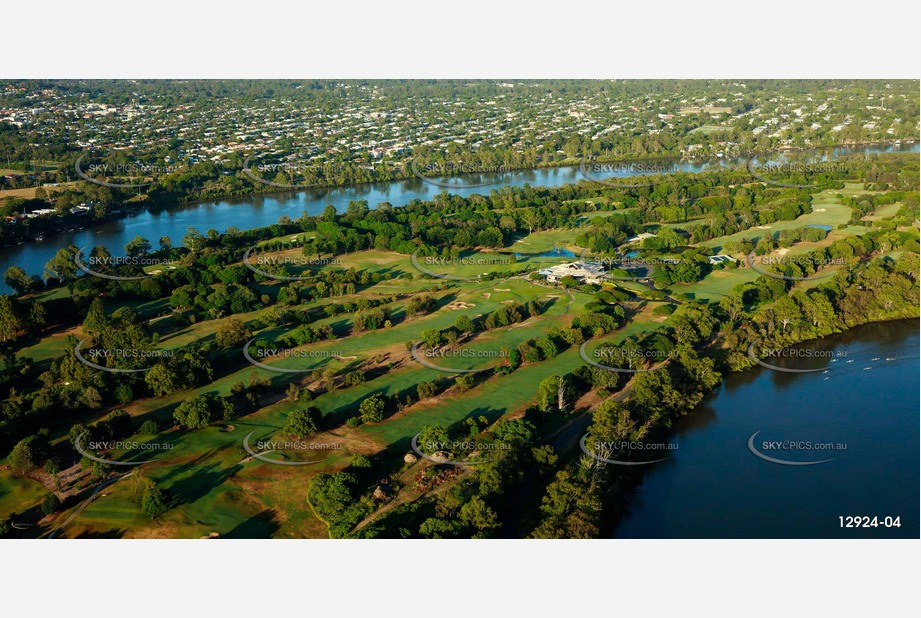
[446,300,475,310]
[494,288,511,292]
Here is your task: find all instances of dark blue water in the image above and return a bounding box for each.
[514,248,578,259]
[614,319,920,538]
[1,142,916,293]
[806,224,833,232]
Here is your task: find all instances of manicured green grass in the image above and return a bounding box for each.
[669,267,759,301]
[511,228,583,253]
[359,347,584,445]
[19,181,906,538]
[689,125,729,134]
[0,472,47,526]
[699,188,854,252]
[863,201,904,221]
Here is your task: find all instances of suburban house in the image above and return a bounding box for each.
[708,254,736,265]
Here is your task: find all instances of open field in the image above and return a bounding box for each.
[0,182,76,200]
[688,125,730,134]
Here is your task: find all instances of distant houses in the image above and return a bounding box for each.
[21,208,56,219]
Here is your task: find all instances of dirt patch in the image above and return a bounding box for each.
[131,523,180,539]
[482,293,491,299]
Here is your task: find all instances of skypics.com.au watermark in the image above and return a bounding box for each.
[74,246,177,281]
[410,159,513,189]
[242,243,343,282]
[579,342,677,373]
[410,249,518,282]
[746,252,846,282]
[74,339,174,374]
[242,431,342,466]
[747,430,846,466]
[242,337,343,374]
[746,154,848,189]
[410,433,508,466]
[747,340,847,374]
[75,151,183,189]
[251,255,341,267]
[422,348,508,360]
[579,159,682,188]
[74,434,175,467]
[410,341,508,374]
[579,434,677,466]
[576,248,680,281]
[241,151,350,190]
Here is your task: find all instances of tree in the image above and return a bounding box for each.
[538,375,572,413]
[284,407,320,438]
[83,298,108,338]
[9,434,50,474]
[182,227,206,252]
[417,381,438,399]
[173,394,228,429]
[145,363,180,396]
[80,386,103,409]
[359,394,386,424]
[44,246,80,283]
[420,328,443,348]
[139,420,159,434]
[215,317,252,349]
[113,383,133,405]
[521,208,540,234]
[124,235,151,258]
[4,266,31,295]
[0,295,24,343]
[459,496,500,535]
[41,493,61,516]
[141,484,170,518]
[720,290,746,323]
[455,314,475,334]
[417,425,450,454]
[456,374,476,391]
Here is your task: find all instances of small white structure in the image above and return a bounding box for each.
[626,232,655,244]
[708,254,737,265]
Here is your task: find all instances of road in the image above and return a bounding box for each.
[47,471,133,539]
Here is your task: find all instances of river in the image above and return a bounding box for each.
[613,319,920,538]
[0,142,917,293]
